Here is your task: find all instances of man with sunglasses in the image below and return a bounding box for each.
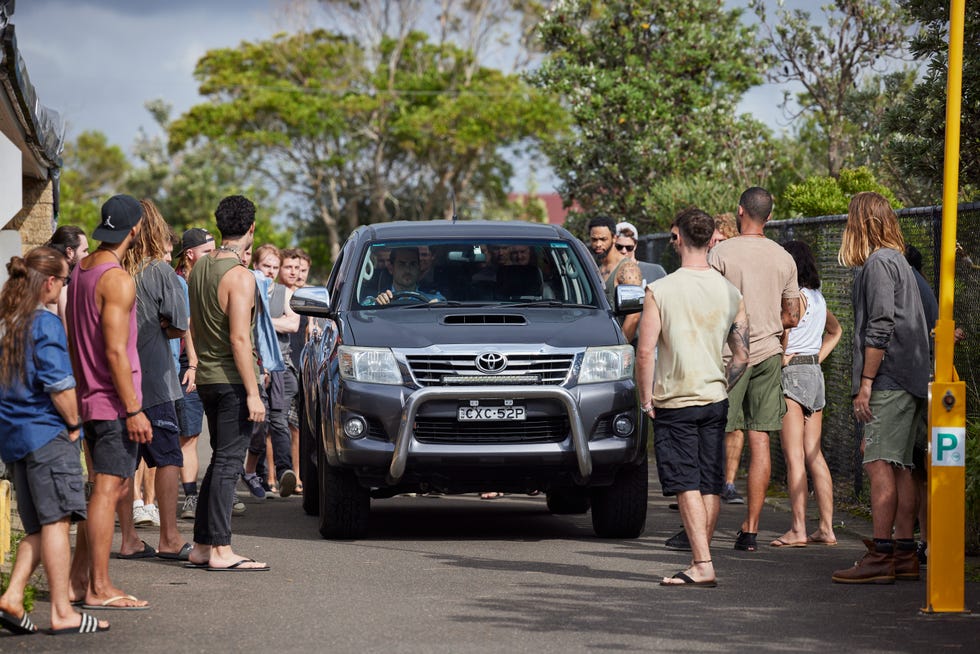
[616,221,666,287]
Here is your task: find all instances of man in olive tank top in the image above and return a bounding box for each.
[186,195,268,571]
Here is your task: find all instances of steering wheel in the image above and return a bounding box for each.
[390,290,431,303]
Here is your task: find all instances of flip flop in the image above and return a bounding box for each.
[207,558,270,572]
[81,595,149,611]
[184,561,210,569]
[0,608,38,635]
[46,612,109,635]
[659,572,718,588]
[114,540,156,559]
[807,536,839,546]
[770,538,808,548]
[156,542,193,561]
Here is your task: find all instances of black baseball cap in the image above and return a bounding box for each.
[92,195,143,244]
[176,228,215,257]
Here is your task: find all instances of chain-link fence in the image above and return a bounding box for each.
[639,203,980,504]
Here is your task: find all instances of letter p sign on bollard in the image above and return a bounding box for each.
[932,428,965,467]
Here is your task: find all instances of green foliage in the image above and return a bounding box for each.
[749,0,912,178]
[528,0,774,233]
[967,419,980,553]
[59,131,130,234]
[887,1,980,203]
[783,166,901,217]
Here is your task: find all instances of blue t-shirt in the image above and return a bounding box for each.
[0,309,76,462]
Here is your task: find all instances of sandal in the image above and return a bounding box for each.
[294,483,304,496]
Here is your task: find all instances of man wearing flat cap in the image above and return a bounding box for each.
[66,194,152,610]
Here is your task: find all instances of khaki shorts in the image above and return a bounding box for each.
[725,354,786,432]
[862,390,926,468]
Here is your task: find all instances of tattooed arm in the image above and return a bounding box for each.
[617,260,644,342]
[726,299,749,391]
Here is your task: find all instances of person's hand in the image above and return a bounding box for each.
[246,392,266,423]
[955,327,967,344]
[182,367,197,392]
[126,411,153,444]
[782,353,796,367]
[68,426,81,442]
[640,401,655,420]
[375,290,393,305]
[853,384,873,423]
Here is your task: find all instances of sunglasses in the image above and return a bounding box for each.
[615,244,635,252]
[55,275,70,286]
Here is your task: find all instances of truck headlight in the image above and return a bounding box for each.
[579,345,634,384]
[338,346,402,385]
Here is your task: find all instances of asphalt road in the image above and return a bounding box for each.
[5,471,979,653]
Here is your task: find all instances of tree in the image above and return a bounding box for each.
[749,0,912,178]
[169,28,564,260]
[528,0,774,233]
[783,165,901,217]
[59,130,130,233]
[886,0,980,202]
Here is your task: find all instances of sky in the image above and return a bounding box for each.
[11,0,803,195]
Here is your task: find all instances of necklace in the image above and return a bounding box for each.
[98,247,121,263]
[682,264,712,270]
[216,244,242,262]
[740,233,766,238]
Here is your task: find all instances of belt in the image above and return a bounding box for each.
[786,354,819,366]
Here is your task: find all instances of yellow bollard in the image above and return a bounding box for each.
[0,479,10,566]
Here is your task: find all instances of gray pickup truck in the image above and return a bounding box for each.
[291,220,647,539]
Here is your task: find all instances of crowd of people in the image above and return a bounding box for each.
[0,184,941,635]
[0,194,313,635]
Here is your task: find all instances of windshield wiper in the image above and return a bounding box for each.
[495,301,595,309]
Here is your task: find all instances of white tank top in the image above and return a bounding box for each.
[785,287,825,356]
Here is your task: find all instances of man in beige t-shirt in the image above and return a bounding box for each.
[707,187,799,552]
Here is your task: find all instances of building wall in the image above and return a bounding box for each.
[0,176,53,287]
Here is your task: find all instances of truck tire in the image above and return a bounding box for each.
[590,457,648,538]
[317,443,370,539]
[546,488,591,514]
[300,404,319,516]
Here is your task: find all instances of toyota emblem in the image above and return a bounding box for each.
[475,352,507,373]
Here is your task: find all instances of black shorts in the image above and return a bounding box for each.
[14,430,87,534]
[84,418,139,478]
[653,400,728,496]
[139,402,184,468]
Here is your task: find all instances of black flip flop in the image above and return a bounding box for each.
[0,608,38,635]
[156,543,193,561]
[660,572,718,588]
[114,540,156,559]
[207,558,270,572]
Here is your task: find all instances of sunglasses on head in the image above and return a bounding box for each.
[615,243,635,252]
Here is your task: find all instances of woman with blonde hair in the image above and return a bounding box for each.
[832,192,931,584]
[0,247,108,634]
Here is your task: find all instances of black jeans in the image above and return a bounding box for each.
[250,369,296,481]
[195,383,251,546]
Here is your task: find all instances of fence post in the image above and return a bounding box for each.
[0,479,10,566]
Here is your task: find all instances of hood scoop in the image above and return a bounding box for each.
[442,314,527,326]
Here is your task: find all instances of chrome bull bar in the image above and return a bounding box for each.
[387,385,591,484]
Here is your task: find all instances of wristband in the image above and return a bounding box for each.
[187,365,197,370]
[65,421,82,431]
[640,403,654,412]
[125,408,143,419]
[861,375,875,381]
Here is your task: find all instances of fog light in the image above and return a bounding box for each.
[344,417,367,439]
[613,414,634,436]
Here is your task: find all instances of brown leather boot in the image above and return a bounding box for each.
[831,539,896,584]
[894,546,921,581]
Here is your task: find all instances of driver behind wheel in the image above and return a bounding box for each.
[367,247,445,305]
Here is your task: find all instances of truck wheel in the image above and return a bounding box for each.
[590,457,648,538]
[546,488,591,514]
[300,403,319,516]
[317,443,370,539]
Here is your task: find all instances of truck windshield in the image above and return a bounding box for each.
[353,240,598,307]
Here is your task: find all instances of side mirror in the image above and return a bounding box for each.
[615,284,645,314]
[290,286,332,317]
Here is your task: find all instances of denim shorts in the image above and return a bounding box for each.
[862,390,926,468]
[653,400,728,496]
[14,430,87,534]
[725,354,786,432]
[139,401,184,468]
[781,363,826,415]
[84,418,139,478]
[175,385,205,438]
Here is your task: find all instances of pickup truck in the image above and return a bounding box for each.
[291,220,648,539]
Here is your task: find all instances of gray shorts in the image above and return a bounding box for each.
[84,418,139,478]
[782,363,826,415]
[13,430,87,534]
[862,390,926,468]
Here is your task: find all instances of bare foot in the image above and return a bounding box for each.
[770,530,808,547]
[807,530,838,546]
[660,560,716,586]
[50,610,110,632]
[83,592,148,609]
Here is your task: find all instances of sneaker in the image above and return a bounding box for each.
[180,495,198,520]
[133,504,153,527]
[243,474,266,499]
[145,504,161,527]
[720,484,744,504]
[278,470,297,498]
[232,500,246,516]
[664,529,692,551]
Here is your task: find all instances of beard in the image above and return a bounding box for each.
[592,247,609,265]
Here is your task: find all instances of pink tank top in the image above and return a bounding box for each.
[67,260,143,421]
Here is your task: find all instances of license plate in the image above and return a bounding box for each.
[457,405,526,421]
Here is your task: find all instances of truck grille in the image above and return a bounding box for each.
[413,417,569,444]
[406,353,574,386]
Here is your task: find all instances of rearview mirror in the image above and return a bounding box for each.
[290,286,331,317]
